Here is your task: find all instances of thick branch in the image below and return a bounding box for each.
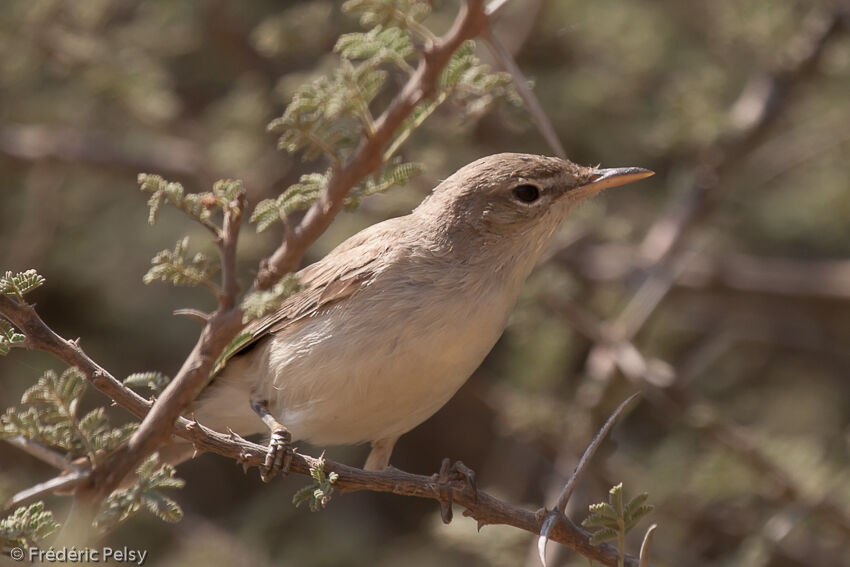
[254,0,489,288]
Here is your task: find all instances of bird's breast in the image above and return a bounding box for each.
[263,267,517,445]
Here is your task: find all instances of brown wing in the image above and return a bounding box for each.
[227,219,399,359]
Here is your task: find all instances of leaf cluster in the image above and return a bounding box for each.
[342,0,431,38]
[258,2,515,233]
[0,319,26,356]
[581,483,654,546]
[292,454,339,512]
[0,269,45,303]
[0,368,137,465]
[138,174,244,231]
[0,502,59,552]
[123,371,171,395]
[143,237,218,291]
[95,454,185,531]
[241,275,301,321]
[250,158,423,231]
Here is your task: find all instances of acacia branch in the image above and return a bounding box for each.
[0,294,643,566]
[254,0,489,288]
[89,0,492,514]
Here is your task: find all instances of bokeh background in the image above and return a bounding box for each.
[2,1,850,566]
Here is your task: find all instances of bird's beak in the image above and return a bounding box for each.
[579,167,654,195]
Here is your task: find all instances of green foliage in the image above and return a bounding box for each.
[0,269,45,303]
[293,454,339,512]
[260,2,515,233]
[0,502,59,552]
[267,64,381,162]
[241,275,301,321]
[0,319,26,356]
[347,158,424,209]
[582,483,654,562]
[138,174,244,229]
[342,0,431,37]
[213,330,255,377]
[123,372,171,395]
[143,237,218,290]
[251,159,422,231]
[0,368,138,464]
[439,41,518,116]
[251,171,331,232]
[335,25,414,71]
[95,454,185,531]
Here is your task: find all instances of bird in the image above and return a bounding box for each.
[169,153,652,479]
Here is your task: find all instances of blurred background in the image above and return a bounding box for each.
[2,1,850,566]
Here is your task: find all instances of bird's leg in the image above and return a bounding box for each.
[363,436,399,471]
[431,457,477,523]
[250,398,293,482]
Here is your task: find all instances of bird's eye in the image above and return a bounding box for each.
[512,184,540,203]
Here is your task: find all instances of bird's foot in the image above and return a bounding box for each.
[260,424,293,482]
[432,458,477,524]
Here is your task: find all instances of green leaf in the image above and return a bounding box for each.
[124,372,170,394]
[293,454,338,512]
[138,174,242,227]
[582,483,654,549]
[0,319,26,356]
[335,26,414,70]
[95,454,184,532]
[250,171,330,232]
[589,527,619,545]
[0,269,45,301]
[141,492,183,523]
[342,0,431,31]
[241,275,301,321]
[1,502,60,551]
[143,237,218,289]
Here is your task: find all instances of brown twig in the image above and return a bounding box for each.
[0,293,640,567]
[78,188,245,507]
[4,435,76,471]
[482,28,567,159]
[554,393,641,514]
[254,0,490,289]
[538,393,643,567]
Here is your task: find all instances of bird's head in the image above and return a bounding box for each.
[415,153,653,248]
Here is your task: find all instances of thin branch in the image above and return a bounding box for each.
[217,190,245,311]
[638,524,657,567]
[485,0,513,17]
[5,470,91,510]
[555,394,641,513]
[482,29,567,159]
[0,294,642,567]
[4,435,75,471]
[254,0,490,289]
[538,393,644,567]
[172,308,211,324]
